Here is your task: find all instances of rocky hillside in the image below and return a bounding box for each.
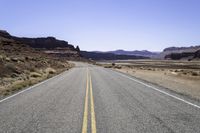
[163,45,200,60]
[1,30,81,59]
[163,46,200,52]
[0,30,79,97]
[155,46,200,59]
[165,49,200,60]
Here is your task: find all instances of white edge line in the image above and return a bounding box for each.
[0,70,69,103]
[112,70,200,109]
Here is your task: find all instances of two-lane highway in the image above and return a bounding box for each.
[0,62,200,133]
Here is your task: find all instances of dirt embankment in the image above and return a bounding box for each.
[100,60,200,100]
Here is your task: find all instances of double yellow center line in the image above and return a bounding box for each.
[82,68,97,133]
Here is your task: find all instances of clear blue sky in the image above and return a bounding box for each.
[1,0,200,51]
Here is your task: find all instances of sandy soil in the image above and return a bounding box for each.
[99,60,200,100]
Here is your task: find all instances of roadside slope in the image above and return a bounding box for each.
[0,30,77,97]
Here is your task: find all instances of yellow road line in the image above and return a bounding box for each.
[82,69,97,133]
[90,75,97,133]
[82,69,89,133]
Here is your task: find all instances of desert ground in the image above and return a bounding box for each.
[0,55,74,99]
[98,60,200,101]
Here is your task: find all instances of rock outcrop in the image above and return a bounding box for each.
[163,46,200,52]
[14,36,75,50]
[155,45,200,60]
[164,48,200,60]
[0,30,81,59]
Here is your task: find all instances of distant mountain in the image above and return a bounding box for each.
[92,49,159,58]
[91,46,200,60]
[80,51,149,60]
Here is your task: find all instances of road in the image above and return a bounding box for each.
[0,62,200,133]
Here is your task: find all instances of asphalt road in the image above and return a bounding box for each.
[0,62,200,133]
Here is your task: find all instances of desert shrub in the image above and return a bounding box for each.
[5,57,10,61]
[45,67,56,74]
[104,65,112,68]
[191,72,198,76]
[11,80,32,92]
[174,69,179,72]
[11,73,18,78]
[183,72,187,75]
[30,72,42,78]
[29,67,37,72]
[0,55,4,61]
[114,65,122,69]
[25,56,29,60]
[179,69,184,72]
[11,57,19,62]
[2,91,10,96]
[5,63,18,73]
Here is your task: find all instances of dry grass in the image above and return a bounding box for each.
[0,61,72,98]
[45,67,56,74]
[30,72,42,78]
[1,80,32,96]
[0,68,61,97]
